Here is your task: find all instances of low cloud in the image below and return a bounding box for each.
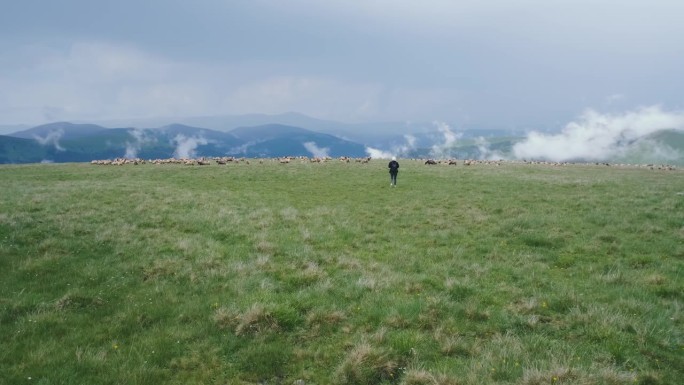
[172,134,209,159]
[475,136,507,161]
[379,134,419,159]
[228,141,258,156]
[303,142,330,158]
[430,121,462,158]
[365,146,393,159]
[124,128,156,158]
[404,134,417,148]
[513,106,684,162]
[33,129,65,151]
[395,134,417,156]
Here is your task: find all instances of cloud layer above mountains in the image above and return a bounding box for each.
[1,1,682,130]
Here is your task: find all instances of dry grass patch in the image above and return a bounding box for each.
[299,261,327,282]
[400,369,462,385]
[55,293,105,311]
[233,304,279,336]
[433,329,477,358]
[142,258,184,281]
[213,303,280,335]
[357,276,378,291]
[280,206,299,221]
[254,239,275,254]
[248,208,275,230]
[306,309,347,329]
[508,297,544,315]
[335,255,363,271]
[213,306,238,330]
[644,274,667,285]
[566,304,629,332]
[196,255,230,278]
[334,342,402,385]
[74,346,109,365]
[464,304,490,322]
[519,366,577,385]
[519,365,639,385]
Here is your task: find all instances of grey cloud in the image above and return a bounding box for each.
[0,1,682,128]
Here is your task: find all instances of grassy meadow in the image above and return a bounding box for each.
[0,160,682,385]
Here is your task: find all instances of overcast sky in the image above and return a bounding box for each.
[1,0,683,130]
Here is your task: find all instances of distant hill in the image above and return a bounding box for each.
[157,123,241,143]
[82,112,407,144]
[228,124,367,158]
[0,135,51,163]
[1,119,682,165]
[229,123,313,143]
[405,130,684,165]
[0,122,369,163]
[82,112,531,149]
[10,122,108,141]
[406,136,524,160]
[610,129,684,165]
[646,129,684,148]
[0,124,30,136]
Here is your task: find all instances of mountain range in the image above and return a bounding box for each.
[0,114,683,164]
[0,121,370,163]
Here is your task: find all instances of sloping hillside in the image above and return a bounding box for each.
[0,122,369,163]
[0,135,51,163]
[228,124,367,157]
[10,122,108,140]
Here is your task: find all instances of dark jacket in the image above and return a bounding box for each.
[388,160,399,174]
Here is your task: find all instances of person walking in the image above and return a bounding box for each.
[388,156,399,187]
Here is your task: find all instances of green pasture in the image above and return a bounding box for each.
[1,160,682,384]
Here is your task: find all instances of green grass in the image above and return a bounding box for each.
[1,160,682,385]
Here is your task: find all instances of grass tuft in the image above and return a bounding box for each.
[334,342,402,385]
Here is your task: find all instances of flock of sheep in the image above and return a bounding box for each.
[90,156,678,170]
[90,156,371,166]
[424,158,679,170]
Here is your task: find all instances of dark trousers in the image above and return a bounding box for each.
[390,171,398,185]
